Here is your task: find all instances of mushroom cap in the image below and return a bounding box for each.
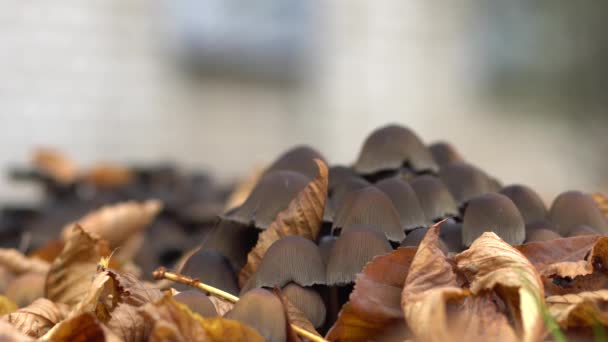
[439,162,495,204]
[429,141,463,167]
[332,186,405,241]
[400,227,428,247]
[409,175,459,223]
[253,236,326,288]
[282,283,327,328]
[326,225,393,285]
[375,177,427,231]
[178,249,240,295]
[225,288,286,342]
[462,193,526,247]
[354,124,438,175]
[525,228,562,243]
[439,219,464,253]
[173,290,218,317]
[549,191,608,235]
[500,184,547,224]
[328,165,358,192]
[224,170,310,229]
[265,145,326,180]
[567,225,600,237]
[200,219,259,272]
[318,235,337,265]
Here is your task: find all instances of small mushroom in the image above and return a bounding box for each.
[223,170,310,229]
[439,219,464,253]
[462,193,526,247]
[178,249,240,295]
[375,177,426,232]
[200,219,259,272]
[567,225,599,237]
[173,290,218,317]
[549,191,608,235]
[326,225,393,286]
[225,288,286,342]
[500,185,547,224]
[353,124,438,175]
[318,235,337,265]
[332,186,404,242]
[265,145,326,180]
[282,283,327,328]
[400,227,428,247]
[409,175,458,224]
[525,228,561,242]
[428,141,463,167]
[439,162,492,204]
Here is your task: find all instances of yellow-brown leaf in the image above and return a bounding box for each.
[2,298,69,338]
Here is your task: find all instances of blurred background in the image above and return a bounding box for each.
[1,0,607,203]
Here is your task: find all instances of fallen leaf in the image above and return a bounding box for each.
[32,148,79,184]
[326,247,417,341]
[83,162,134,188]
[224,165,264,212]
[0,320,34,341]
[454,232,544,342]
[29,239,66,263]
[542,237,608,279]
[6,272,46,307]
[239,159,328,287]
[0,296,17,315]
[546,290,608,328]
[0,248,50,275]
[274,288,322,341]
[61,200,162,249]
[516,235,602,274]
[139,294,264,342]
[592,192,608,219]
[208,296,234,316]
[2,298,69,338]
[45,225,111,307]
[40,312,122,342]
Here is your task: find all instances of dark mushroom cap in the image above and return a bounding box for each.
[326,225,393,285]
[200,219,259,272]
[500,185,547,224]
[330,176,371,212]
[428,141,463,167]
[225,288,286,342]
[439,162,493,204]
[253,236,326,288]
[224,170,310,229]
[462,193,526,247]
[282,283,327,328]
[549,191,608,235]
[332,186,405,241]
[353,124,438,175]
[567,225,600,237]
[409,175,458,224]
[328,165,358,192]
[400,227,428,247]
[173,290,218,317]
[439,219,464,253]
[265,145,326,180]
[318,235,337,265]
[375,177,427,231]
[178,249,240,295]
[525,219,555,232]
[525,228,561,243]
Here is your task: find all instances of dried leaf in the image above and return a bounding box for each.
[592,192,608,220]
[6,272,46,308]
[45,225,111,307]
[32,147,79,184]
[2,298,69,338]
[224,165,264,212]
[0,248,50,275]
[0,320,34,341]
[29,239,66,263]
[516,235,602,274]
[0,296,17,315]
[542,236,608,278]
[326,247,417,341]
[239,159,328,287]
[83,162,134,188]
[139,294,264,342]
[274,288,322,341]
[40,312,122,342]
[61,200,162,249]
[454,232,544,342]
[546,290,608,328]
[208,296,234,316]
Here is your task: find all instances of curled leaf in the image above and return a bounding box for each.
[542,236,608,278]
[208,296,234,316]
[546,290,608,328]
[32,148,79,184]
[516,235,602,274]
[40,312,122,342]
[239,159,328,287]
[83,162,134,188]
[0,248,49,275]
[2,298,69,338]
[0,320,34,341]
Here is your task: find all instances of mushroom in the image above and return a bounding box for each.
[375,177,427,232]
[178,249,240,295]
[200,219,259,273]
[439,162,493,205]
[173,290,218,317]
[500,185,547,225]
[428,141,463,167]
[409,175,458,224]
[549,191,608,235]
[525,229,561,242]
[282,283,327,328]
[265,145,326,180]
[225,288,286,342]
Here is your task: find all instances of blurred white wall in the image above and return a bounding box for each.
[0,0,605,203]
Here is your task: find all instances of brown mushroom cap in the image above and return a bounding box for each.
[253,236,326,288]
[353,124,438,175]
[224,170,310,229]
[282,283,327,328]
[329,176,371,216]
[500,184,547,224]
[462,193,526,247]
[178,249,240,295]
[429,141,463,167]
[375,177,427,231]
[332,186,405,241]
[549,191,608,235]
[400,227,428,247]
[200,219,259,272]
[439,219,464,253]
[409,175,458,224]
[265,145,326,180]
[173,290,218,317]
[439,162,493,204]
[328,165,358,192]
[225,288,286,342]
[318,235,337,265]
[525,228,562,243]
[567,225,600,237]
[326,225,393,285]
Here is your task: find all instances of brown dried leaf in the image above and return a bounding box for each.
[239,159,328,287]
[61,200,162,249]
[139,294,264,342]
[0,320,34,341]
[542,236,608,278]
[83,162,134,189]
[29,239,66,263]
[592,192,608,219]
[0,296,17,315]
[32,147,79,184]
[546,290,608,328]
[40,312,122,342]
[2,298,69,338]
[0,248,50,275]
[454,232,544,342]
[516,235,602,274]
[274,288,322,341]
[45,225,111,307]
[208,296,234,316]
[326,247,417,341]
[224,165,264,212]
[6,272,46,308]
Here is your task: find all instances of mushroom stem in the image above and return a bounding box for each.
[153,267,328,342]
